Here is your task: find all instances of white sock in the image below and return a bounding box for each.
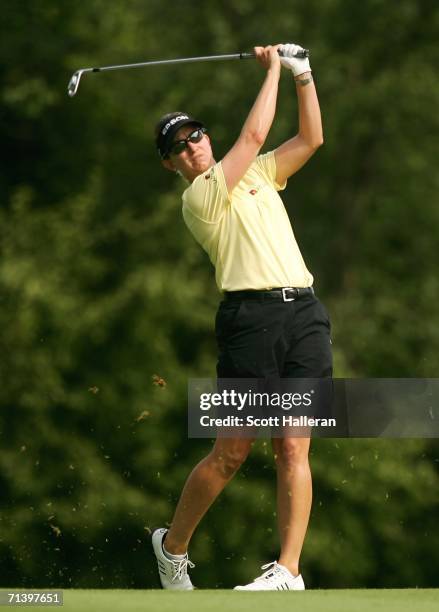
[162,541,186,561]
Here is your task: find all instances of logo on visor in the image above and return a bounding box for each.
[161,115,189,136]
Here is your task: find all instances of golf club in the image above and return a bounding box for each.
[67,48,310,97]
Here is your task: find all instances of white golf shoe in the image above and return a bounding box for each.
[152,528,195,590]
[234,561,305,591]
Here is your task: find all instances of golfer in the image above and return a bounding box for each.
[152,43,332,591]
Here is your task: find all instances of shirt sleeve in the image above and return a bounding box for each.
[182,161,230,223]
[254,151,287,192]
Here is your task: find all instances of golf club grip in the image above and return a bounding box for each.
[241,49,310,59]
[279,48,309,58]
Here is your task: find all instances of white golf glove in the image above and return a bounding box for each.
[279,43,311,77]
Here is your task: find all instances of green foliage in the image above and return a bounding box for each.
[1,0,438,589]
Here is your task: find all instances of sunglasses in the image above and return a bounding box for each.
[167,127,207,157]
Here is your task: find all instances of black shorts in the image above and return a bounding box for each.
[215,293,333,379]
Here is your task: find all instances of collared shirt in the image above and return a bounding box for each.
[182,151,313,292]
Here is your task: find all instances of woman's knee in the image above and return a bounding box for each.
[210,439,253,478]
[273,438,310,471]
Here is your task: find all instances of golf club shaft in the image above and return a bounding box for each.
[67,49,310,96]
[85,49,308,72]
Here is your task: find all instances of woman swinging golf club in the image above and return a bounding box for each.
[152,42,332,591]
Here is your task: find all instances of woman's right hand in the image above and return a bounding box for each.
[253,45,282,71]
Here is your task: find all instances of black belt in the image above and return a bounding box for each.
[224,287,314,302]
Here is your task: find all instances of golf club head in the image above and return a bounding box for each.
[67,70,83,97]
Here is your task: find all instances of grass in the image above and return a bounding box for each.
[49,588,439,612]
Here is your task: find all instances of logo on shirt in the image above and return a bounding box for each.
[205,171,217,182]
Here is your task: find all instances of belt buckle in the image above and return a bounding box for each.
[282,287,297,302]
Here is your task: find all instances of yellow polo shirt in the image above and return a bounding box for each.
[182,151,313,292]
